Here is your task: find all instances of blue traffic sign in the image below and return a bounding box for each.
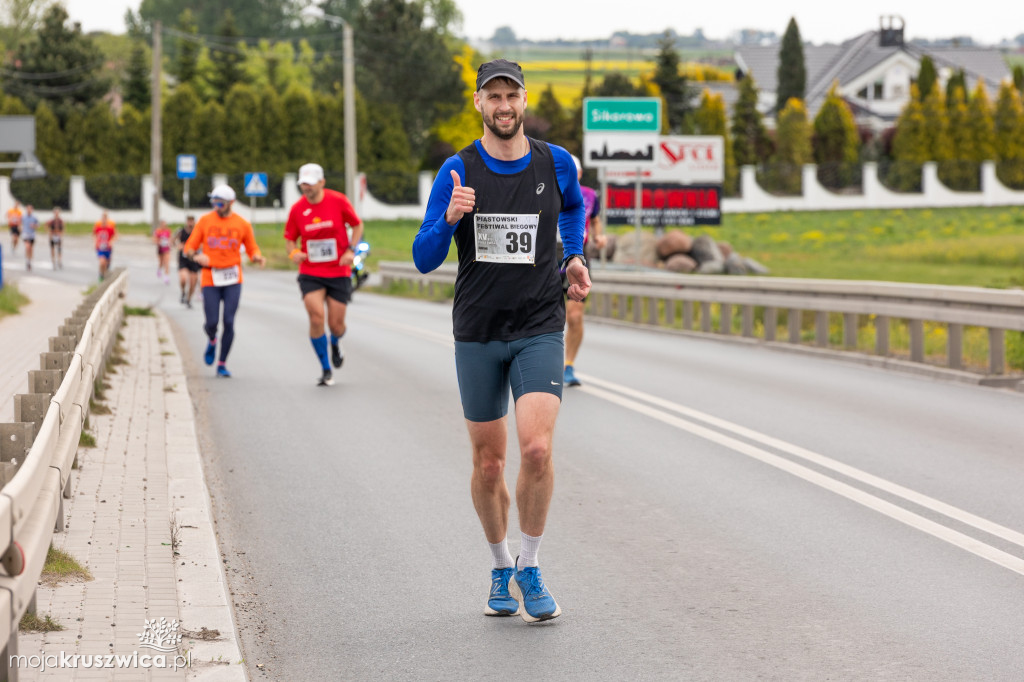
[244,172,269,197]
[176,154,197,179]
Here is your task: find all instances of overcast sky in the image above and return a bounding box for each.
[66,0,1024,45]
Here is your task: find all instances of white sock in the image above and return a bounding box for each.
[489,539,514,570]
[518,532,543,569]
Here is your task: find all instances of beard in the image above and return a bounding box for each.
[483,109,524,140]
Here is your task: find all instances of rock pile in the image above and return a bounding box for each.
[585,229,769,275]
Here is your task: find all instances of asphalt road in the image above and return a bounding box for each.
[19,235,1024,680]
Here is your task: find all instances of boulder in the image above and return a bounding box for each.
[696,258,726,274]
[612,231,659,267]
[664,253,698,273]
[717,241,734,259]
[724,252,748,275]
[689,234,725,265]
[656,230,693,259]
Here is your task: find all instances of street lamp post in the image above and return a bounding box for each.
[303,8,357,202]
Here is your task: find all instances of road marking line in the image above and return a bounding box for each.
[579,373,1024,551]
[579,380,1024,577]
[355,319,1024,575]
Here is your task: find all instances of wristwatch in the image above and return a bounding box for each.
[561,253,587,270]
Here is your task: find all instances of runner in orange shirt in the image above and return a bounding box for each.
[7,201,22,252]
[93,212,117,281]
[183,185,266,378]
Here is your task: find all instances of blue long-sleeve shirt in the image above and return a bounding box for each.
[413,139,585,273]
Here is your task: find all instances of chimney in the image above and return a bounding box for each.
[879,15,905,47]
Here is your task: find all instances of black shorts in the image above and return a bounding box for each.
[298,274,352,304]
[8,225,19,236]
[178,252,200,272]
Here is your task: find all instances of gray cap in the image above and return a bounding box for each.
[476,59,525,91]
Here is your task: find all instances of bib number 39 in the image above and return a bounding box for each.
[474,214,540,264]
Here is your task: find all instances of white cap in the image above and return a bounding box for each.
[571,154,582,174]
[297,163,325,186]
[208,185,236,202]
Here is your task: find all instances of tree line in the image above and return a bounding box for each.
[4,5,1024,212]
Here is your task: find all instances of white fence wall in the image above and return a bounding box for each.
[5,160,1024,225]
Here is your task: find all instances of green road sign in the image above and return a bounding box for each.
[583,97,661,132]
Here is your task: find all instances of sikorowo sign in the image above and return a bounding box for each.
[583,97,661,133]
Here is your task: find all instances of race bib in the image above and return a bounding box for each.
[474,214,540,264]
[306,238,338,263]
[159,237,171,248]
[211,265,240,287]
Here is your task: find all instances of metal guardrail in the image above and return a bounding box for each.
[0,269,126,678]
[378,261,1024,383]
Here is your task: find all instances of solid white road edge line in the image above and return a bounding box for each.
[580,382,1024,577]
[579,372,1024,551]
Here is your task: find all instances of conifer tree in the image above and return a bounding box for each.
[211,11,245,101]
[173,9,201,91]
[922,86,953,162]
[942,86,976,190]
[123,41,150,113]
[161,84,201,177]
[282,86,320,173]
[945,69,966,106]
[768,97,812,194]
[1014,65,1024,93]
[890,84,929,191]
[314,91,345,176]
[258,86,289,175]
[966,81,996,164]
[196,100,228,174]
[652,32,695,132]
[731,75,772,167]
[33,101,67,176]
[222,84,261,173]
[693,89,737,195]
[776,18,806,112]
[812,83,860,188]
[993,82,1024,188]
[118,104,150,175]
[80,102,118,174]
[916,56,937,101]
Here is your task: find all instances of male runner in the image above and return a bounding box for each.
[414,58,589,622]
[285,162,364,386]
[6,201,22,252]
[94,212,117,281]
[183,185,266,378]
[175,216,200,307]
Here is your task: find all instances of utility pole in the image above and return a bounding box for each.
[150,20,162,233]
[343,22,356,203]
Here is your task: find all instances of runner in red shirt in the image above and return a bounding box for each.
[93,212,117,281]
[284,162,364,386]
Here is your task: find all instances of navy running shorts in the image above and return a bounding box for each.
[298,274,353,304]
[454,332,564,422]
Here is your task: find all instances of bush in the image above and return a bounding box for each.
[84,174,142,209]
[365,169,418,204]
[10,175,70,210]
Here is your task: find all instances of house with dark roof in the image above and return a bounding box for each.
[733,17,1011,130]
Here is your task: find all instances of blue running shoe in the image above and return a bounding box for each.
[484,567,519,616]
[563,365,581,387]
[509,560,561,622]
[204,340,216,366]
[216,365,231,378]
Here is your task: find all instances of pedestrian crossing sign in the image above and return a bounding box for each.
[244,172,269,197]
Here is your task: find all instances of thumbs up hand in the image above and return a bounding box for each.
[445,169,476,225]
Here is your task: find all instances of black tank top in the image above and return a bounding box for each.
[452,139,565,342]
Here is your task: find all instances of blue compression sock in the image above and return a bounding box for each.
[311,334,330,371]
